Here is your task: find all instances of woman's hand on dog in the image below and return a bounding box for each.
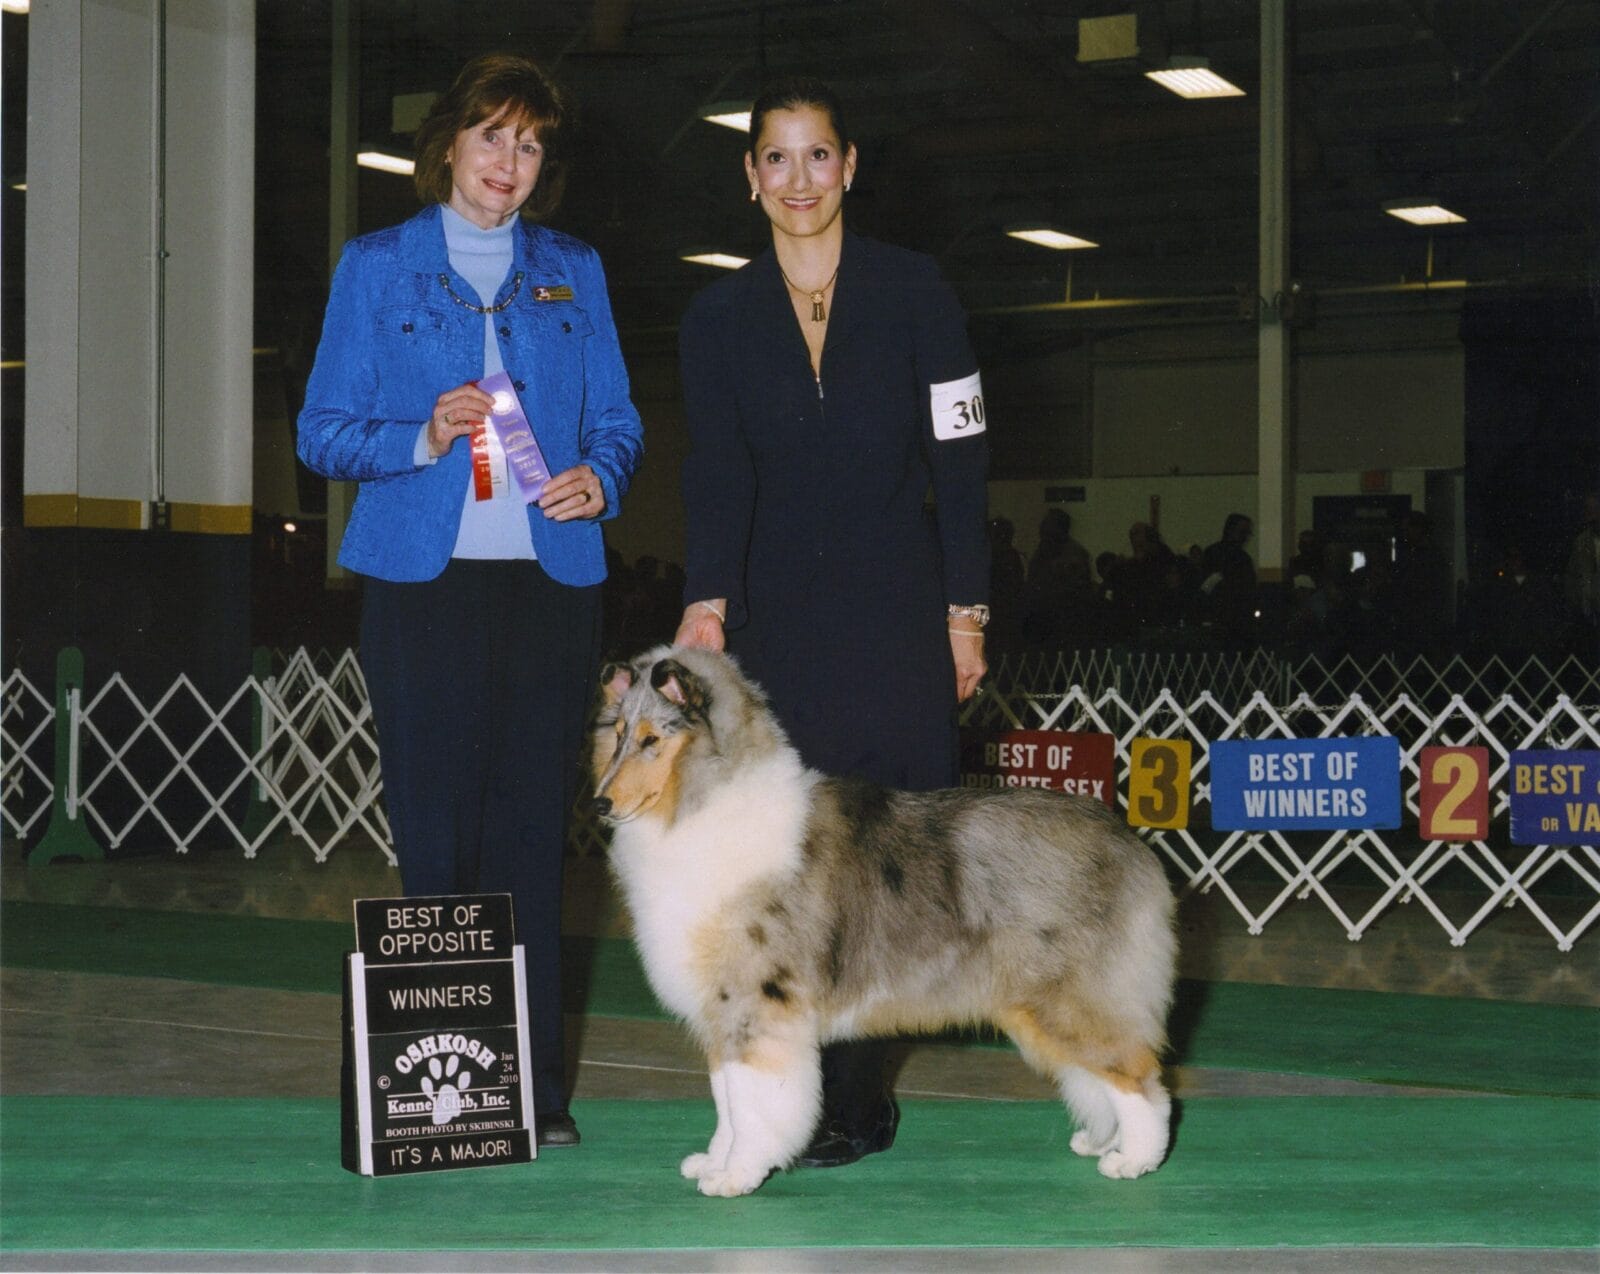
[675,601,727,652]
[950,619,986,702]
[426,383,495,458]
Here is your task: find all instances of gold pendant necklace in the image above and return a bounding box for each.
[778,261,840,322]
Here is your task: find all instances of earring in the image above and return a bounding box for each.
[750,188,758,202]
[845,180,852,192]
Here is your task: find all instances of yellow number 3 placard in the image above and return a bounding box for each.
[1127,738,1192,829]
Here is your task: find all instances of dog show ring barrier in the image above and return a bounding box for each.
[4,646,1598,951]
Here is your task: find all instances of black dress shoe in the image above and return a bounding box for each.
[798,1099,899,1168]
[536,1110,580,1148]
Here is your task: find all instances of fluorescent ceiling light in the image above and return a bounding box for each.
[1005,224,1098,251]
[699,101,752,132]
[680,249,750,270]
[9,181,24,192]
[1,1,30,14]
[357,150,415,176]
[1145,57,1245,99]
[1382,200,1466,226]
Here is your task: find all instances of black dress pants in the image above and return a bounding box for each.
[359,558,601,1117]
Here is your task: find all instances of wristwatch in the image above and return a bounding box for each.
[947,604,991,627]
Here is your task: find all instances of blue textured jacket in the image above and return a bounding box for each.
[297,205,643,585]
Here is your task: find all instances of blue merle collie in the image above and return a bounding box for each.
[591,645,1176,1197]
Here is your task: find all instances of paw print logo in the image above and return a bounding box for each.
[419,1053,472,1126]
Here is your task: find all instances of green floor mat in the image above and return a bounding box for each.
[1,1097,1595,1253]
[4,899,1597,1095]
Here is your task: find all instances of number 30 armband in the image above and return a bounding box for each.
[929,371,987,440]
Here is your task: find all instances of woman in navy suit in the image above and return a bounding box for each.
[298,53,643,1148]
[674,76,990,1167]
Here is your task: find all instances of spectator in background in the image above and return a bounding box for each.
[1199,513,1257,641]
[1122,521,1180,633]
[1288,541,1356,658]
[1092,550,1133,644]
[1390,510,1453,656]
[1289,528,1326,592]
[987,516,1028,649]
[1565,493,1600,660]
[1347,549,1396,660]
[614,554,688,650]
[1023,509,1091,647]
[1478,544,1563,663]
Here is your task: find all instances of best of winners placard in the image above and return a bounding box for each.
[341,893,536,1176]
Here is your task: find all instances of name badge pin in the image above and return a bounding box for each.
[533,285,574,302]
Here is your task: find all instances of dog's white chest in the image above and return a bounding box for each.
[610,760,810,1021]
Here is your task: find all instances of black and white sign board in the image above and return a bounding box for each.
[341,893,537,1176]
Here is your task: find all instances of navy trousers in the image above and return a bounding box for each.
[359,558,601,1116]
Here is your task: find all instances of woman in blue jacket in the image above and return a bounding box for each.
[674,76,990,1168]
[298,53,643,1149]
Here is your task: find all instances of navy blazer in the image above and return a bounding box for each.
[680,231,989,633]
[297,205,644,585]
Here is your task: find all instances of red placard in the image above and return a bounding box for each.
[1418,746,1490,842]
[959,729,1115,806]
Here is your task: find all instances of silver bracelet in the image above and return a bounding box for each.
[693,600,726,623]
[947,604,991,628]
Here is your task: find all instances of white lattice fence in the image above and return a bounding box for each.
[965,679,1600,951]
[8,648,1598,949]
[1,668,55,842]
[984,647,1600,711]
[1283,650,1600,711]
[248,649,393,862]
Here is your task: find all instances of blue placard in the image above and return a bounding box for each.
[1210,738,1401,830]
[1508,750,1600,845]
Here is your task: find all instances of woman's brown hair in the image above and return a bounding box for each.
[413,52,571,220]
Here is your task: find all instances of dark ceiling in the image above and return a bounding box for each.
[255,0,1599,343]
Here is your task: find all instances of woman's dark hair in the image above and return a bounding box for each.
[414,53,571,220]
[747,75,852,156]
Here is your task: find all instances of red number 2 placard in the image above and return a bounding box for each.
[1419,746,1490,842]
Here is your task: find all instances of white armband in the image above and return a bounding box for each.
[929,371,987,440]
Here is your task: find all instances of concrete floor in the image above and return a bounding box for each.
[2,839,1596,1272]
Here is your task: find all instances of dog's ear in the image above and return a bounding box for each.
[599,662,633,706]
[650,658,711,719]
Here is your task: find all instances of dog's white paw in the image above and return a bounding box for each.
[1071,1129,1116,1158]
[1096,1149,1160,1180]
[680,1152,716,1180]
[695,1165,768,1197]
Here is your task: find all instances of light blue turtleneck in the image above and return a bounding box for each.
[425,204,537,560]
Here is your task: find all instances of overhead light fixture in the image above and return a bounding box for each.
[9,181,24,192]
[356,150,415,176]
[0,1,30,14]
[699,101,752,133]
[1382,199,1466,226]
[1144,56,1245,99]
[680,248,750,270]
[1005,224,1098,251]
